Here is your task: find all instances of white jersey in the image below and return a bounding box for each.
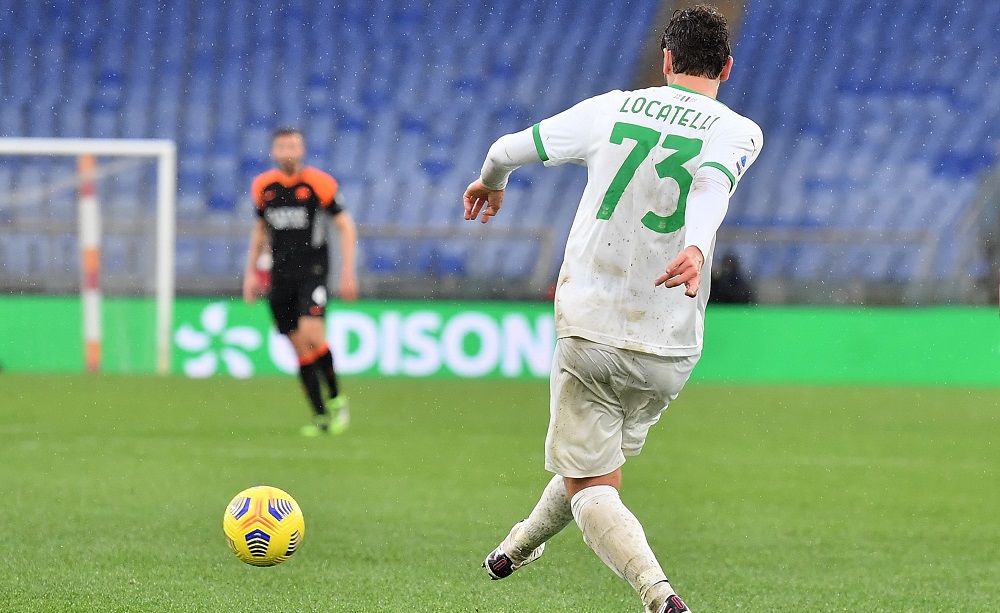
[533,84,762,356]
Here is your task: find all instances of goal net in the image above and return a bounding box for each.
[0,138,176,374]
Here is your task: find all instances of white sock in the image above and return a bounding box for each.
[571,485,677,612]
[503,474,574,563]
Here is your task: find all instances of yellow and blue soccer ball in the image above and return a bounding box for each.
[223,485,305,566]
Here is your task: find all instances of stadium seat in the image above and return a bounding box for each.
[725,0,1000,281]
[0,0,682,284]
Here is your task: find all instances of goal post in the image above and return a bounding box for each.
[0,137,177,375]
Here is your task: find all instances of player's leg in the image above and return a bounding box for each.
[309,322,349,432]
[552,340,698,613]
[483,473,575,579]
[546,338,673,606]
[313,339,349,434]
[292,280,349,434]
[267,281,328,433]
[287,316,332,435]
[567,472,689,613]
[484,338,603,579]
[314,340,341,400]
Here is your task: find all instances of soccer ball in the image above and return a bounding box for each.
[223,485,306,566]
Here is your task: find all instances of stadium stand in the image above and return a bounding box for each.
[2,0,994,299]
[0,0,659,289]
[722,0,999,284]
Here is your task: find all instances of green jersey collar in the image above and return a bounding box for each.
[668,83,727,106]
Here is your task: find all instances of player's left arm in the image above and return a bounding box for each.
[313,169,359,302]
[655,167,731,297]
[657,120,763,297]
[332,207,358,302]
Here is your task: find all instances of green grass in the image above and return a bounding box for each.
[0,374,997,612]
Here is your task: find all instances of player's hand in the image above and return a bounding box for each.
[242,273,262,304]
[463,179,504,224]
[339,272,359,302]
[655,246,705,298]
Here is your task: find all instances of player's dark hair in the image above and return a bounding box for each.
[272,127,304,143]
[661,4,731,79]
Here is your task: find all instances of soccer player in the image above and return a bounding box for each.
[463,6,761,613]
[243,128,358,437]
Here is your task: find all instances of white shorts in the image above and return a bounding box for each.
[544,336,699,478]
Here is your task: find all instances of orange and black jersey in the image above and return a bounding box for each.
[251,167,346,280]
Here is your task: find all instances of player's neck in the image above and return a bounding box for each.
[278,163,304,177]
[665,74,720,100]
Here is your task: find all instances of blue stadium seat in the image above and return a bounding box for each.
[722,0,999,281]
[0,234,33,275]
[0,0,668,282]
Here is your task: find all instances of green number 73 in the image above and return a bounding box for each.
[596,122,703,234]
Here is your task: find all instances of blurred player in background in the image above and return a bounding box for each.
[463,6,761,612]
[243,128,358,437]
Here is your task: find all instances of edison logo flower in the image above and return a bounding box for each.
[174,302,262,378]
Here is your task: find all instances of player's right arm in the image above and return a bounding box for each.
[245,172,276,303]
[465,93,613,223]
[242,219,268,303]
[464,127,538,223]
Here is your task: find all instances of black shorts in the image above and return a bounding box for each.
[267,275,328,334]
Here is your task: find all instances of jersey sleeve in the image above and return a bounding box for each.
[302,167,341,210]
[533,91,623,167]
[250,172,272,218]
[329,190,346,216]
[682,165,732,257]
[697,117,763,195]
[479,128,540,190]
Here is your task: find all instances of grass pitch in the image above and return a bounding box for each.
[0,374,997,612]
